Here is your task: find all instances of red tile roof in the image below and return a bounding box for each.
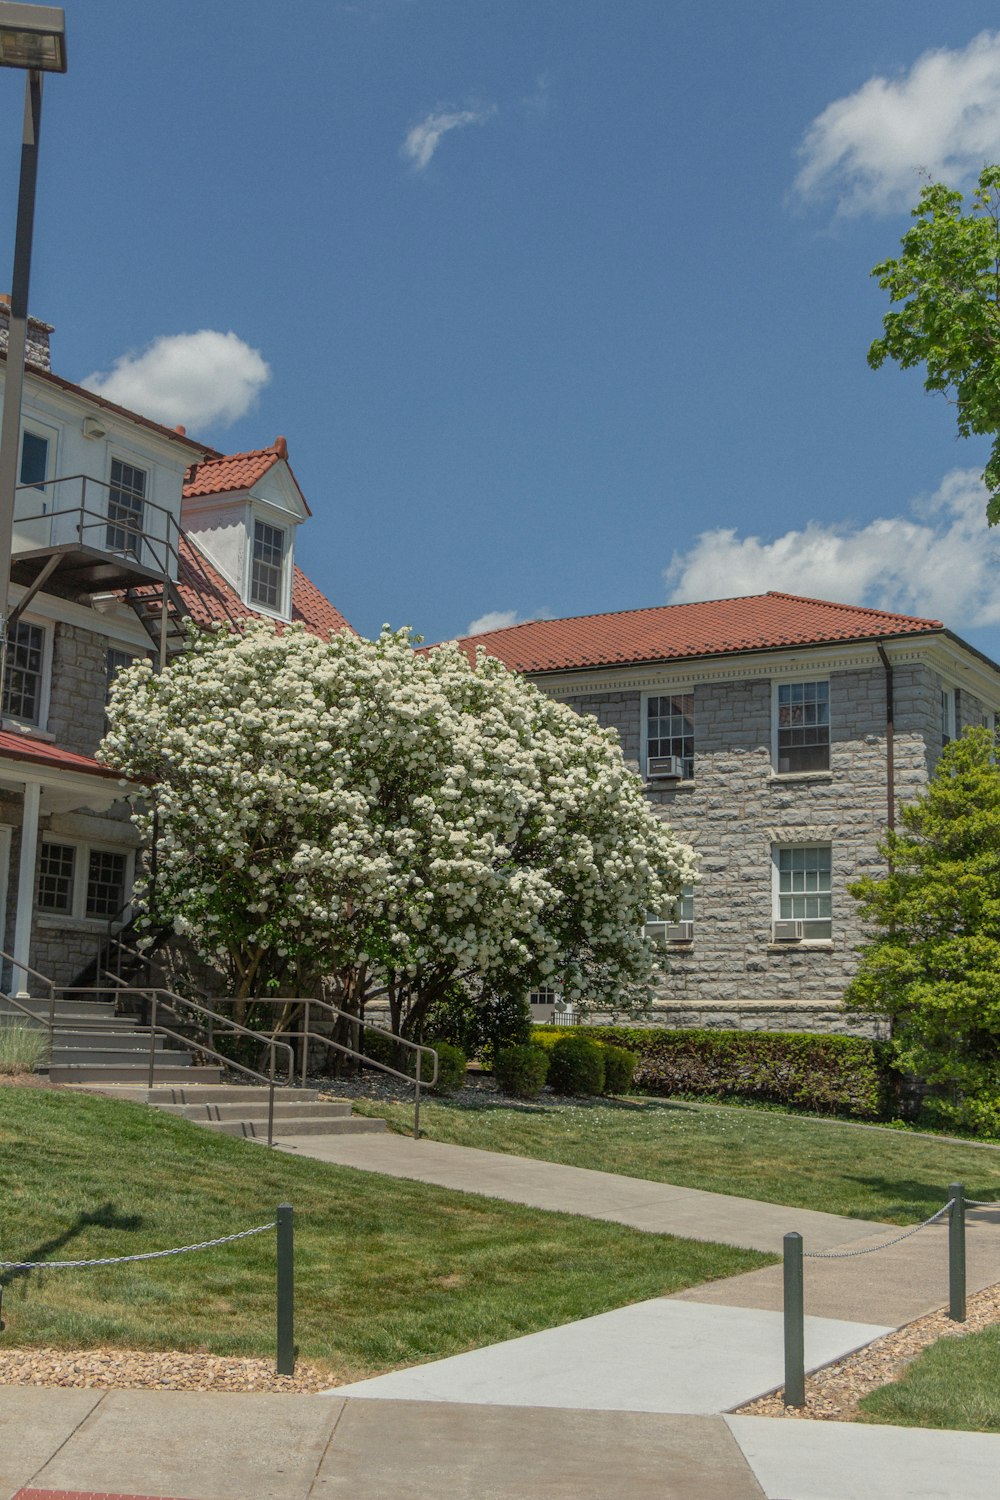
[0,731,124,780]
[447,593,946,673]
[183,437,311,515]
[175,535,354,639]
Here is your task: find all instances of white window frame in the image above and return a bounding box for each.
[940,686,957,749]
[36,837,135,928]
[645,884,695,943]
[771,843,833,943]
[641,689,695,780]
[106,453,149,559]
[19,416,58,495]
[1,611,52,730]
[772,677,831,776]
[245,506,292,620]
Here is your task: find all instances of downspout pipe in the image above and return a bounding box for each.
[876,641,895,838]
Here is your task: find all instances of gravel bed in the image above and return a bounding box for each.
[737,1281,1000,1421]
[0,1346,330,1393]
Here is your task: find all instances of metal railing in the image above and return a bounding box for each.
[202,995,439,1139]
[63,985,296,1148]
[14,473,182,581]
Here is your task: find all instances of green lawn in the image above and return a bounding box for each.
[0,1088,765,1380]
[859,1325,1000,1431]
[352,1093,1000,1224]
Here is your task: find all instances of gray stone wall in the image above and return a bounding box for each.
[554,661,940,1015]
[47,622,110,757]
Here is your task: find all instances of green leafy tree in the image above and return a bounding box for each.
[869,165,1000,523]
[846,727,1000,1134]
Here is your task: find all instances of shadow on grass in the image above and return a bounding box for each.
[2,1200,144,1289]
[442,1093,695,1117]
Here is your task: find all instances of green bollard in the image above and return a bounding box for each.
[276,1203,295,1376]
[783,1231,805,1407]
[948,1183,966,1323]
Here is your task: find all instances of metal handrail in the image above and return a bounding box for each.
[64,985,295,1148]
[0,946,59,1037]
[202,994,439,1139]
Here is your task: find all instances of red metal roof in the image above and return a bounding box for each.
[183,437,311,515]
[447,593,946,673]
[0,731,124,780]
[175,536,355,639]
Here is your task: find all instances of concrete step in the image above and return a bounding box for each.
[155,1100,354,1123]
[51,1046,191,1066]
[0,1002,118,1023]
[77,1085,324,1106]
[49,1064,224,1085]
[201,1114,387,1138]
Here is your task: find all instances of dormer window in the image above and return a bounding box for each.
[250,519,286,611]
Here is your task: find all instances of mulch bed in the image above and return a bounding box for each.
[0,1347,331,1393]
[738,1281,1000,1421]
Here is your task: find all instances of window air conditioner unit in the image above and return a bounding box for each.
[664,921,694,942]
[647,754,684,780]
[773,920,804,942]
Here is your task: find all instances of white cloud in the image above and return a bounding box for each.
[795,31,1000,215]
[466,608,548,636]
[83,330,271,431]
[402,105,497,171]
[664,469,1000,627]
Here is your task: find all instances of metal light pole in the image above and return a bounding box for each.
[0,4,65,721]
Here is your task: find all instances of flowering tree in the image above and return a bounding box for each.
[102,622,696,1036]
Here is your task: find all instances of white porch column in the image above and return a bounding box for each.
[12,778,40,997]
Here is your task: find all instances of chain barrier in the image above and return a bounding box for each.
[803,1200,954,1260]
[0,1221,276,1272]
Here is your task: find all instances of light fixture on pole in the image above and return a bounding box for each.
[0,2,65,725]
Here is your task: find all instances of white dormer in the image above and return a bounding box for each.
[179,436,310,621]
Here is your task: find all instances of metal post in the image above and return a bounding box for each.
[301,1000,309,1087]
[949,1182,966,1322]
[276,1202,294,1376]
[783,1231,806,1407]
[0,70,42,722]
[413,1047,421,1140]
[147,991,157,1088]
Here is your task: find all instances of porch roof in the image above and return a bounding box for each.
[0,732,124,781]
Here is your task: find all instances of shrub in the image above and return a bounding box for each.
[0,1023,49,1075]
[601,1044,637,1095]
[420,1040,467,1095]
[547,1034,605,1096]
[493,1044,549,1099]
[361,1026,399,1069]
[534,1025,898,1120]
[423,981,532,1064]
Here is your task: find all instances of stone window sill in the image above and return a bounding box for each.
[766,941,835,953]
[1,720,55,743]
[644,780,696,793]
[769,772,833,785]
[36,914,124,933]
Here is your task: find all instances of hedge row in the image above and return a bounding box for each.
[533,1026,899,1120]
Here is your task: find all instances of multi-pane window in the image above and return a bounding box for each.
[941,688,956,749]
[2,621,44,722]
[37,842,75,914]
[776,680,829,773]
[107,458,147,556]
[19,430,48,490]
[646,884,695,941]
[250,520,286,610]
[646,694,694,777]
[528,986,559,1006]
[775,845,832,940]
[105,648,134,707]
[86,850,127,919]
[37,841,131,921]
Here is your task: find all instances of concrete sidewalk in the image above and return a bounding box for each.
[275,1131,888,1252]
[5,1389,1000,1500]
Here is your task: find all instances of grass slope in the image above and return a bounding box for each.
[0,1088,765,1380]
[354,1094,1000,1224]
[859,1326,1000,1432]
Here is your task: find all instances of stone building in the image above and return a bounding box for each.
[0,310,352,993]
[451,593,1000,1033]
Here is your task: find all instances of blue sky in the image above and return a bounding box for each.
[9,1,1000,657]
